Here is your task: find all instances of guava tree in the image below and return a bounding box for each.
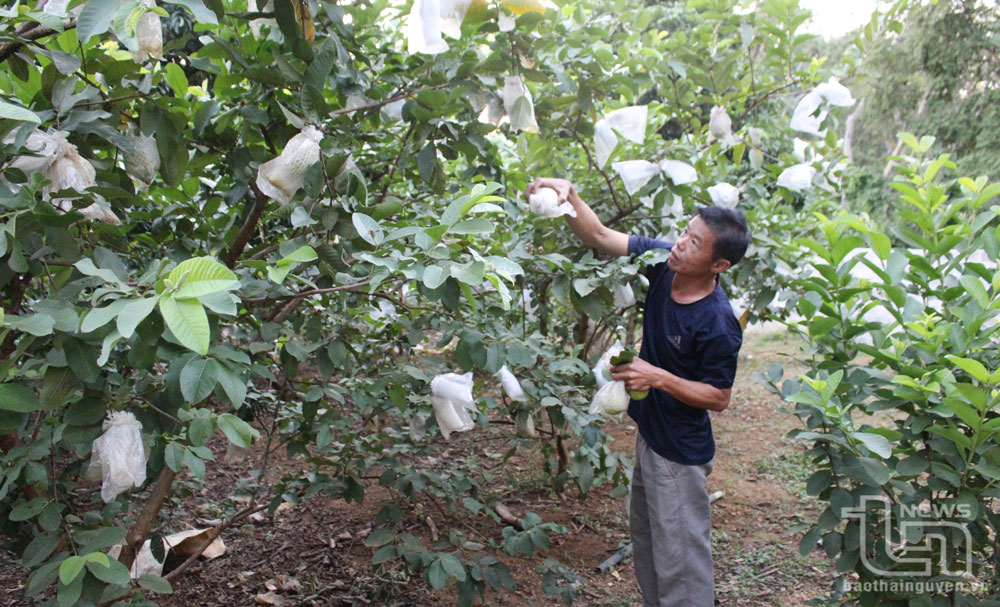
[0,0,875,604]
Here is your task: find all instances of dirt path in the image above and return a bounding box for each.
[0,331,838,607]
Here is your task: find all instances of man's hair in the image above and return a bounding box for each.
[696,206,750,265]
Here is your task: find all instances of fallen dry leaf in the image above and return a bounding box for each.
[255,591,287,606]
[275,574,301,593]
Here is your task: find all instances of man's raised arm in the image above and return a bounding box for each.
[525,178,629,257]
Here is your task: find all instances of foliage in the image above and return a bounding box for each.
[763,135,1000,605]
[0,0,881,604]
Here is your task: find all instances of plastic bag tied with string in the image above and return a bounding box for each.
[777,163,817,191]
[132,0,163,63]
[503,76,538,133]
[707,105,737,146]
[612,160,659,195]
[255,126,323,204]
[589,381,630,415]
[430,372,476,439]
[659,159,698,185]
[87,411,147,502]
[10,129,121,224]
[594,105,648,167]
[528,186,576,218]
[707,183,740,208]
[496,365,526,402]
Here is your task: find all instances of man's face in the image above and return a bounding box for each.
[667,216,729,276]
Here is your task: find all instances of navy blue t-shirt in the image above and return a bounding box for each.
[627,235,743,466]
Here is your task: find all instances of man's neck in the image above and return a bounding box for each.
[670,271,718,304]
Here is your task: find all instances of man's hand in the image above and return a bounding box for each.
[525,177,573,205]
[610,358,663,394]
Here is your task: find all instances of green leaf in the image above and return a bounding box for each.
[277,245,318,265]
[138,573,173,595]
[423,265,448,289]
[352,212,384,246]
[116,296,160,339]
[0,383,40,412]
[81,298,129,333]
[187,414,216,447]
[164,0,219,24]
[945,355,990,384]
[77,0,122,42]
[75,258,124,285]
[850,432,892,459]
[164,442,185,472]
[959,275,990,308]
[364,528,395,547]
[215,366,247,407]
[217,413,260,448]
[169,257,239,299]
[0,99,41,123]
[22,533,62,568]
[449,218,494,235]
[439,554,466,581]
[372,544,396,564]
[159,294,210,355]
[179,357,219,404]
[451,261,486,285]
[63,338,100,383]
[86,555,130,587]
[58,555,86,585]
[164,62,189,97]
[427,559,448,589]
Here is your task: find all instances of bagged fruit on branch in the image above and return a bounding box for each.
[592,341,623,388]
[87,412,147,502]
[589,380,629,415]
[528,186,576,218]
[256,126,323,204]
[496,365,526,402]
[430,372,476,439]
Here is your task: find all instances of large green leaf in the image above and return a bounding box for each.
[80,298,130,333]
[0,100,40,123]
[159,294,210,355]
[352,212,384,246]
[116,296,160,339]
[168,257,238,299]
[76,0,121,43]
[217,413,260,448]
[179,357,219,404]
[0,383,40,412]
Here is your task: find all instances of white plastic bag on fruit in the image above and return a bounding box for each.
[406,0,449,54]
[256,126,323,204]
[131,2,163,63]
[592,341,623,388]
[707,183,739,208]
[121,133,160,185]
[11,129,122,225]
[777,163,817,191]
[605,106,647,144]
[503,76,538,133]
[496,365,526,402]
[659,159,697,185]
[611,160,659,195]
[613,283,635,308]
[439,0,471,38]
[790,91,826,136]
[528,186,576,218]
[589,380,629,415]
[593,119,617,168]
[707,105,737,146]
[430,372,476,439]
[88,411,147,503]
[498,10,516,31]
[814,77,855,107]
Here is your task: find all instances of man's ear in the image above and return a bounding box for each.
[711,258,731,274]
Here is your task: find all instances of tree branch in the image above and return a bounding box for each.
[118,466,177,569]
[0,23,75,64]
[242,280,371,304]
[223,181,269,269]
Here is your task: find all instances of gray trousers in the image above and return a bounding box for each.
[630,435,714,607]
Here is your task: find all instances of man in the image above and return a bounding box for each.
[524,178,750,607]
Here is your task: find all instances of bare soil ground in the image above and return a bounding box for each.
[0,330,840,607]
